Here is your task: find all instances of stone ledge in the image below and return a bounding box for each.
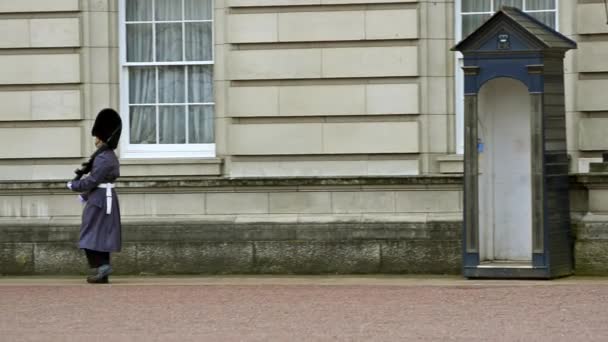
[0,175,463,193]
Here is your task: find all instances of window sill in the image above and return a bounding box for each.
[437,155,463,174]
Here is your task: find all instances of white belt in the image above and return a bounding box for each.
[97,183,115,215]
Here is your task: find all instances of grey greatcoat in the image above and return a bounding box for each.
[70,149,122,252]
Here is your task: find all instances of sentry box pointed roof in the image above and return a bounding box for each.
[453,6,576,53]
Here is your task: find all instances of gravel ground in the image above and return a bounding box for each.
[1,277,608,342]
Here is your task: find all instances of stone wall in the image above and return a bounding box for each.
[0,176,462,275]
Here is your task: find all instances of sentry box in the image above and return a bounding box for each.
[452,7,577,279]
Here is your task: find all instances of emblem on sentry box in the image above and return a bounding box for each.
[497,33,511,50]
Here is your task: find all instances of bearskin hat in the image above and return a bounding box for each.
[91,108,122,149]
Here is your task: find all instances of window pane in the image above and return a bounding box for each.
[185,22,213,61]
[126,24,153,62]
[494,0,522,10]
[462,0,491,13]
[527,11,556,29]
[462,14,492,37]
[130,106,156,144]
[158,66,185,103]
[189,106,214,143]
[185,0,213,20]
[156,23,183,61]
[155,0,182,21]
[129,67,156,104]
[188,65,213,103]
[526,0,555,10]
[159,106,186,144]
[126,0,152,21]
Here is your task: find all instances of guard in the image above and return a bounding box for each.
[67,108,122,284]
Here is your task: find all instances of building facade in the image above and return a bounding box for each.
[1,0,607,275]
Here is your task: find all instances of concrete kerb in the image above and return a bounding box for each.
[1,275,608,287]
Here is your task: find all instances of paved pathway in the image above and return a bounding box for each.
[1,276,608,341]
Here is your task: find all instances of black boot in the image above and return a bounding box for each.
[86,264,112,284]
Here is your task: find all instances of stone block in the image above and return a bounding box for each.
[254,241,380,274]
[0,127,82,159]
[425,76,452,115]
[427,114,450,153]
[577,42,608,73]
[279,85,365,116]
[0,243,35,275]
[228,86,279,117]
[423,1,452,39]
[322,46,418,78]
[0,164,77,181]
[366,84,419,115]
[30,18,80,47]
[332,191,395,213]
[83,11,109,47]
[579,118,608,151]
[576,80,608,112]
[136,242,254,274]
[228,13,278,43]
[0,54,80,85]
[0,91,30,121]
[380,240,461,274]
[0,196,21,217]
[321,0,415,3]
[82,47,114,84]
[0,0,79,13]
[215,8,226,45]
[278,11,364,42]
[323,122,419,154]
[21,195,83,218]
[120,160,222,177]
[438,155,464,174]
[229,0,318,6]
[366,9,417,40]
[269,192,332,214]
[110,243,139,275]
[367,159,419,176]
[118,194,146,216]
[0,90,80,121]
[33,243,86,275]
[206,193,269,214]
[589,189,608,213]
[577,3,608,35]
[574,241,608,275]
[230,123,323,155]
[83,83,111,119]
[0,20,29,48]
[423,39,451,77]
[229,49,322,80]
[32,90,81,120]
[396,190,461,213]
[144,193,205,216]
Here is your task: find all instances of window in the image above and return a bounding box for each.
[119,0,215,158]
[455,0,558,154]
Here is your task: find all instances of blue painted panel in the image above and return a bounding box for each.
[463,54,544,94]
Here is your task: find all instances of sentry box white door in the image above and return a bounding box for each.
[478,77,532,263]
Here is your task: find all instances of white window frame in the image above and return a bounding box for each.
[118,0,216,159]
[454,0,559,154]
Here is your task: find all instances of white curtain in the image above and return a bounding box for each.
[126,0,214,145]
[462,0,490,12]
[494,0,522,10]
[462,0,556,37]
[129,68,156,144]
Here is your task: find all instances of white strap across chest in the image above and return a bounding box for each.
[97,183,115,215]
